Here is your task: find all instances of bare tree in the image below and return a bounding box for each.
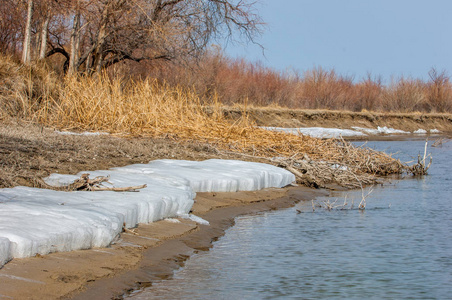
[22,0,34,64]
[2,0,263,74]
[38,2,51,59]
[68,0,81,74]
[45,0,263,74]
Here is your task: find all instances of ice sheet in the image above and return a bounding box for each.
[0,159,294,267]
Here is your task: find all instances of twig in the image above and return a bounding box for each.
[38,174,147,192]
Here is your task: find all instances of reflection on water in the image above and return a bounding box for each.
[129,139,452,300]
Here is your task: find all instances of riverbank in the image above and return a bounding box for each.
[224,107,452,134]
[0,112,450,299]
[0,185,325,299]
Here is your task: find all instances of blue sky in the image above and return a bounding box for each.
[223,0,452,82]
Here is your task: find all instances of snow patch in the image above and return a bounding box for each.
[413,129,428,134]
[265,126,438,138]
[264,127,367,138]
[352,126,410,135]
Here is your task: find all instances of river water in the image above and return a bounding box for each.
[129,138,452,300]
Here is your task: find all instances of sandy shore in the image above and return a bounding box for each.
[0,185,325,300]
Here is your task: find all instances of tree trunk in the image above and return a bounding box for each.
[92,3,109,73]
[95,52,104,73]
[68,3,81,75]
[39,11,50,60]
[34,28,40,59]
[85,52,92,73]
[22,0,34,64]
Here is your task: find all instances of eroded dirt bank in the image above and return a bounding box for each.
[224,107,452,133]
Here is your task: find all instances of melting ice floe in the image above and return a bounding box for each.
[0,159,294,268]
[264,126,440,138]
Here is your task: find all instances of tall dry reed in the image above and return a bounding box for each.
[0,53,59,120]
[31,73,401,178]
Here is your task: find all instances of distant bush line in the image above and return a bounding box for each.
[136,50,452,113]
[1,50,452,116]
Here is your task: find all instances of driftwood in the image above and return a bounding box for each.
[122,222,139,235]
[37,173,147,192]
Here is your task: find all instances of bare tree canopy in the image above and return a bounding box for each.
[1,0,263,74]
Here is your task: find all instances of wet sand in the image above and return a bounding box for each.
[0,186,325,300]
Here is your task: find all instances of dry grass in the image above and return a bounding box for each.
[1,54,408,189]
[39,74,405,187]
[0,54,60,120]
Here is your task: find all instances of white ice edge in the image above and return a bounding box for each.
[263,126,440,138]
[0,159,294,267]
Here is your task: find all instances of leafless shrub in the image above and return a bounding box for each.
[383,77,426,113]
[425,68,452,113]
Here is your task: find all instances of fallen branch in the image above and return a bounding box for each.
[37,173,147,192]
[122,222,139,235]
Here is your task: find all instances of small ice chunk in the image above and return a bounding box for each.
[179,213,210,225]
[376,126,409,134]
[164,218,181,223]
[430,129,441,133]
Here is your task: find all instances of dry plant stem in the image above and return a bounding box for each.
[409,139,433,175]
[359,186,374,210]
[431,138,449,147]
[38,173,147,192]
